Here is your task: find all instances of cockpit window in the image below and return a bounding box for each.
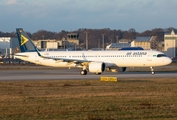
[157,54,166,57]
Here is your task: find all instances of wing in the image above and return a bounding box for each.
[36,48,92,67]
[40,54,91,65]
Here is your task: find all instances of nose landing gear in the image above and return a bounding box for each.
[150,67,155,75]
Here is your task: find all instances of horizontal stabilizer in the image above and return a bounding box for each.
[14,54,29,57]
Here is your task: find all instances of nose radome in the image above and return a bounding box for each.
[166,58,172,65]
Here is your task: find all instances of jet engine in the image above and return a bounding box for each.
[89,62,105,73]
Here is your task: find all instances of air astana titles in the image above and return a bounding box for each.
[126,52,147,56]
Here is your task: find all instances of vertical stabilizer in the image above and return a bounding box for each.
[16,28,38,52]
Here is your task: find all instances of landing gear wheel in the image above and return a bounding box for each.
[151,71,155,75]
[150,67,155,75]
[80,70,87,75]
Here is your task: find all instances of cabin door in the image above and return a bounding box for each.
[147,51,152,61]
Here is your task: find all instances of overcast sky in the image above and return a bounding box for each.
[1,0,177,33]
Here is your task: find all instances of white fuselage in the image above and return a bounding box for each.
[14,50,172,68]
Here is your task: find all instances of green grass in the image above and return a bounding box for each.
[0,78,177,120]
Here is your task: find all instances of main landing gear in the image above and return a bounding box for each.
[80,70,87,75]
[150,67,155,75]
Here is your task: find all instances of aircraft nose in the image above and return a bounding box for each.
[165,57,172,65]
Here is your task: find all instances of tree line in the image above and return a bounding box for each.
[0,27,176,49]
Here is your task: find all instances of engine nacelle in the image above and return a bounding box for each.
[89,62,105,73]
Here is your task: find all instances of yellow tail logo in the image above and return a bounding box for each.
[20,34,28,46]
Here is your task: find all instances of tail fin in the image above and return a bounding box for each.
[16,28,38,52]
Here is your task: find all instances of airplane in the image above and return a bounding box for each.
[14,28,172,75]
